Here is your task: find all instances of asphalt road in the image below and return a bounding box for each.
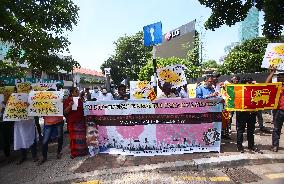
[57,163,284,184]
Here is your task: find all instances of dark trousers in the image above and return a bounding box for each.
[42,122,63,159]
[34,116,42,137]
[256,110,264,128]
[272,109,284,147]
[0,122,14,157]
[236,112,256,148]
[20,139,37,159]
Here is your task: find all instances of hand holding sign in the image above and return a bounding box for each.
[72,97,79,110]
[28,91,63,116]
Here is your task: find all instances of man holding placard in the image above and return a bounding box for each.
[266,68,284,152]
[38,89,64,165]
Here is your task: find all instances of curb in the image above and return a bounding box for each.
[193,153,284,170]
[47,153,284,183]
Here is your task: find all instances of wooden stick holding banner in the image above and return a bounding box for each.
[153,46,157,94]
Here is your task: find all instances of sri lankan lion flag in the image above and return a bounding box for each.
[225,83,282,111]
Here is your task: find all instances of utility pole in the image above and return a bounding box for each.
[152,46,157,94]
[104,68,111,92]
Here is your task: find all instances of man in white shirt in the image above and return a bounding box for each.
[91,86,101,101]
[97,88,114,101]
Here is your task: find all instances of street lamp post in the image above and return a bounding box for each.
[104,68,111,92]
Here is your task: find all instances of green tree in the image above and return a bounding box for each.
[0,0,80,77]
[201,60,219,70]
[218,37,282,74]
[0,61,27,78]
[198,0,284,40]
[138,57,202,81]
[100,32,152,85]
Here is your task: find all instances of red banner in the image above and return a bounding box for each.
[243,84,280,110]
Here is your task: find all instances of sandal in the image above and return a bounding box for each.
[56,153,62,159]
[270,146,278,152]
[37,158,47,166]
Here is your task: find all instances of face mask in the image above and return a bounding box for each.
[94,89,99,92]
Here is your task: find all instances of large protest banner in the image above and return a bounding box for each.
[85,98,222,156]
[3,93,29,121]
[226,83,282,111]
[157,64,187,89]
[130,81,156,100]
[261,43,284,70]
[28,91,64,116]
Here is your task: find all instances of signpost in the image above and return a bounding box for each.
[104,68,111,92]
[143,22,162,94]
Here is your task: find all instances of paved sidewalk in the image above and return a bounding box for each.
[0,113,283,184]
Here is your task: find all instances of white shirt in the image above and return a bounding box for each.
[97,93,114,101]
[179,89,188,98]
[14,119,36,150]
[91,91,101,100]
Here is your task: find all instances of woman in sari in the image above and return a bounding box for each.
[64,87,87,158]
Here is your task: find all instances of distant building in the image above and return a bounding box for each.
[73,68,105,89]
[1,41,102,88]
[220,7,259,64]
[239,6,259,42]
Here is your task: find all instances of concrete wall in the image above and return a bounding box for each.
[188,72,270,84]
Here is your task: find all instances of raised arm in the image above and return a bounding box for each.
[265,67,277,83]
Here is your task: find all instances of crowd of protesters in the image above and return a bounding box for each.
[0,67,283,165]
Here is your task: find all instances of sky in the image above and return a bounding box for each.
[67,0,264,72]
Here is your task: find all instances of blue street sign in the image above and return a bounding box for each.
[143,22,162,47]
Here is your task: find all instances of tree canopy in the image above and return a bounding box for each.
[198,0,284,40]
[138,57,202,81]
[0,0,80,77]
[201,60,220,70]
[100,32,152,85]
[218,37,284,74]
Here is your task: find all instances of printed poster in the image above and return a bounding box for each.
[187,84,197,98]
[28,91,64,116]
[32,83,57,91]
[3,93,29,121]
[262,43,284,70]
[16,82,31,93]
[130,81,156,100]
[0,86,15,103]
[157,64,187,89]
